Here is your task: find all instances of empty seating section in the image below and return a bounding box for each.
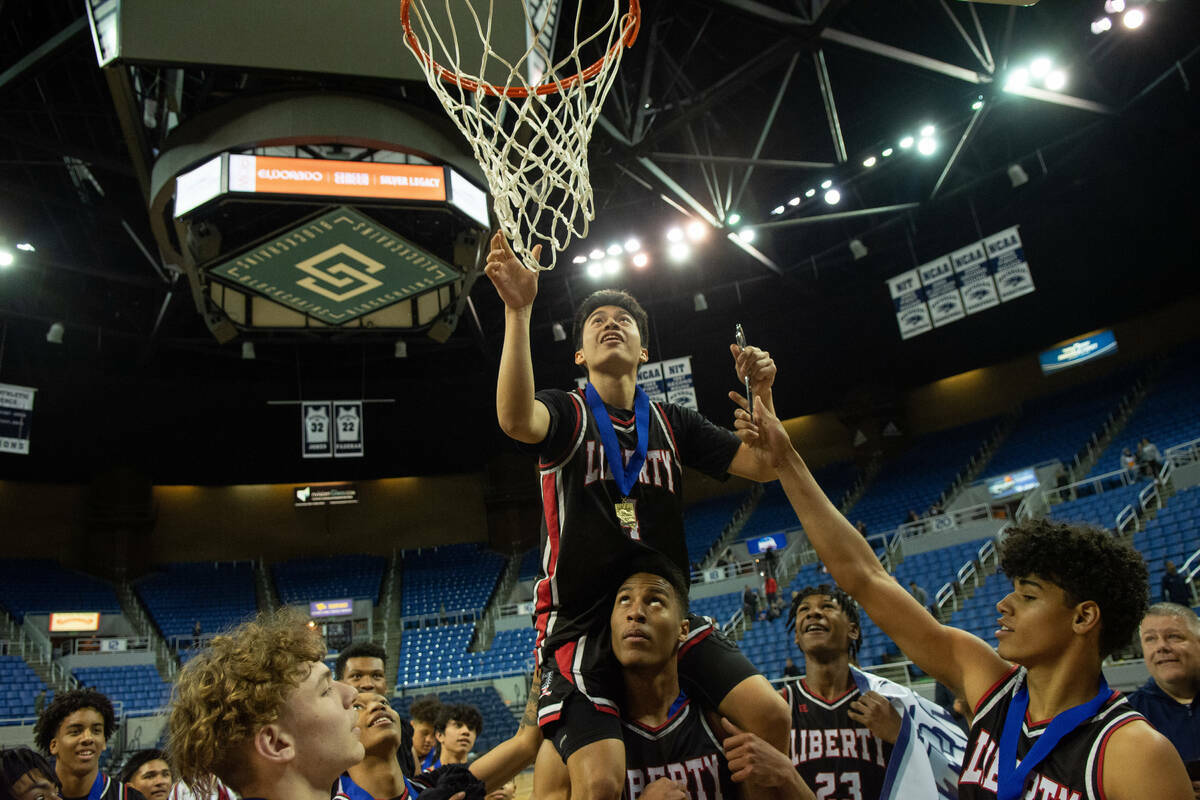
[684,492,747,566]
[690,593,742,628]
[478,628,538,676]
[73,665,170,713]
[0,560,121,623]
[847,420,997,535]
[136,562,258,641]
[517,547,541,581]
[272,554,385,605]
[947,577,1008,650]
[0,656,48,723]
[1136,487,1200,600]
[391,686,517,755]
[893,540,991,598]
[1047,481,1150,528]
[742,461,859,541]
[401,544,505,617]
[1088,354,1200,479]
[986,371,1135,477]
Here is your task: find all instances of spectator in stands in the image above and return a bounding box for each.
[119,750,171,800]
[907,580,929,610]
[191,621,202,650]
[765,575,779,608]
[783,585,966,798]
[342,689,538,800]
[409,695,442,776]
[742,585,757,620]
[34,688,145,800]
[334,641,418,778]
[854,521,868,538]
[769,595,786,621]
[782,658,801,679]
[1142,437,1164,479]
[906,510,921,524]
[1122,448,1138,478]
[1,746,61,800]
[739,397,1190,799]
[167,608,363,800]
[425,705,483,770]
[1128,604,1200,792]
[33,690,45,717]
[765,547,778,579]
[1164,562,1193,607]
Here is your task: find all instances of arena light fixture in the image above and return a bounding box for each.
[820,179,833,190]
[572,254,588,264]
[1005,68,1030,92]
[1008,164,1030,188]
[771,205,785,216]
[16,243,34,252]
[241,341,255,360]
[920,124,936,138]
[551,323,566,342]
[1092,17,1113,34]
[46,322,64,344]
[1104,0,1125,13]
[604,259,620,275]
[0,250,13,268]
[788,196,801,207]
[394,340,408,358]
[917,137,938,156]
[623,238,640,253]
[1030,57,1053,79]
[589,248,604,260]
[849,239,868,260]
[1123,8,1145,29]
[693,293,708,312]
[899,136,915,150]
[606,243,622,257]
[727,213,742,226]
[738,228,756,244]
[632,252,650,268]
[863,156,877,168]
[668,242,691,263]
[972,99,985,111]
[805,188,817,198]
[587,261,604,278]
[686,221,708,241]
[667,226,685,242]
[882,148,894,158]
[824,189,841,205]
[1044,70,1068,92]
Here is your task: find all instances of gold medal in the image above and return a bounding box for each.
[615,499,640,540]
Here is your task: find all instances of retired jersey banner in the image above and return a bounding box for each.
[661,357,698,411]
[986,226,1035,302]
[0,383,35,456]
[918,256,965,328]
[334,402,364,458]
[887,269,932,340]
[302,401,333,459]
[951,240,1000,315]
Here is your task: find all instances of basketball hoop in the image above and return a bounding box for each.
[401,1,641,272]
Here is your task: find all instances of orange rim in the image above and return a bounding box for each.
[401,0,641,98]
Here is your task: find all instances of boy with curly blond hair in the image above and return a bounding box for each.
[167,608,363,800]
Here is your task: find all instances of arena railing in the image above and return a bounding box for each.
[68,636,153,656]
[1180,547,1200,606]
[1115,504,1139,536]
[1042,466,1146,506]
[1138,482,1163,513]
[935,537,999,620]
[1166,438,1200,467]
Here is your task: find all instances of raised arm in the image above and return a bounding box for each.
[467,673,543,791]
[485,232,550,444]
[726,344,779,482]
[737,396,1011,709]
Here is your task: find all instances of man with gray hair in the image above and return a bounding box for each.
[1128,603,1200,796]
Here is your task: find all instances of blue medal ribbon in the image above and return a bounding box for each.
[584,383,650,500]
[996,675,1111,800]
[87,774,108,800]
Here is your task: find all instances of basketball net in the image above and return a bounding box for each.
[402,1,640,272]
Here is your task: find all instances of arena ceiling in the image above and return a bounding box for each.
[0,0,1197,484]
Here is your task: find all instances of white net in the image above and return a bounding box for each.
[402,0,638,272]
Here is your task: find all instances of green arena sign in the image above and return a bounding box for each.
[209,206,460,325]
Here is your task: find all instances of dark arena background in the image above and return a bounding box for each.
[0,1,1198,795]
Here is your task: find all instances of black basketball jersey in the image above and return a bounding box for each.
[781,679,892,800]
[622,696,737,799]
[958,667,1144,800]
[531,388,741,656]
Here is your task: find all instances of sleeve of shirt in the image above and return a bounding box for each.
[516,389,582,464]
[665,404,742,479]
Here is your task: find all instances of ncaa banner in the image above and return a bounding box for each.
[334,401,364,458]
[987,226,1035,302]
[951,240,1000,315]
[636,361,668,403]
[887,269,932,340]
[302,401,332,459]
[0,382,35,456]
[661,357,698,411]
[917,256,965,328]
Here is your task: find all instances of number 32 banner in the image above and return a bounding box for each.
[302,401,364,459]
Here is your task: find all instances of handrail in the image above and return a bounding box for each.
[881,502,995,544]
[1165,437,1200,466]
[1138,483,1161,513]
[1115,504,1138,536]
[1045,466,1143,504]
[956,561,979,592]
[935,582,957,616]
[1182,547,1200,585]
[978,538,997,570]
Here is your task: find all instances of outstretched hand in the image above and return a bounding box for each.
[729,343,776,406]
[732,395,796,468]
[484,231,541,311]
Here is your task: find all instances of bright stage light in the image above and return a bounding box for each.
[824,189,841,205]
[668,242,691,263]
[972,99,984,111]
[771,205,785,215]
[738,228,756,244]
[882,148,894,157]
[805,188,816,198]
[572,255,587,264]
[1123,8,1145,29]
[727,213,742,225]
[1030,57,1053,79]
[788,197,801,207]
[0,251,13,268]
[1091,17,1113,35]
[16,243,34,252]
[1044,70,1068,91]
[820,179,833,189]
[1005,68,1030,91]
[1104,0,1124,13]
[632,252,650,268]
[917,138,938,156]
[587,261,604,278]
[623,238,641,253]
[606,243,622,256]
[899,136,914,149]
[667,227,684,242]
[589,249,604,260]
[604,259,620,275]
[920,124,935,138]
[686,221,708,241]
[862,156,877,168]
